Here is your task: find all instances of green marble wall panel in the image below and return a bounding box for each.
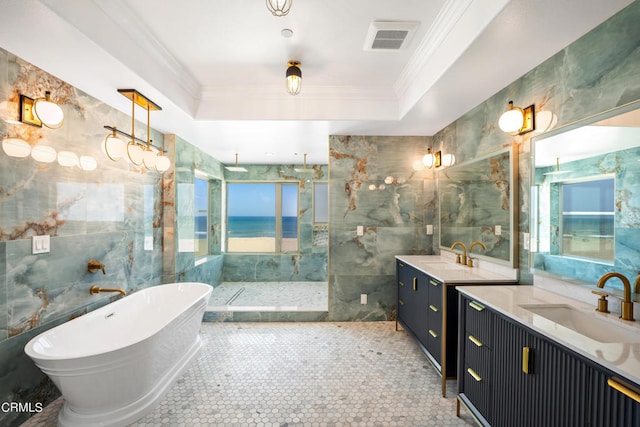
[433,1,640,286]
[0,48,166,425]
[328,135,433,321]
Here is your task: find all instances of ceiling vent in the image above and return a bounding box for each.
[364,21,419,51]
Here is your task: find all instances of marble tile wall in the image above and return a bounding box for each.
[0,49,166,426]
[328,135,434,321]
[432,1,640,287]
[222,164,329,283]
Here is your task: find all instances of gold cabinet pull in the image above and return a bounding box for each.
[608,378,640,403]
[522,346,531,374]
[469,301,485,312]
[430,279,439,287]
[413,277,417,291]
[399,262,405,267]
[429,304,439,312]
[468,335,483,347]
[429,329,438,338]
[467,368,482,382]
[399,281,405,287]
[399,299,404,305]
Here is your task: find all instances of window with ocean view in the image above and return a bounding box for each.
[561,177,615,261]
[227,182,299,253]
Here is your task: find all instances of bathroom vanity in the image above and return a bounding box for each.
[456,285,640,426]
[395,254,517,396]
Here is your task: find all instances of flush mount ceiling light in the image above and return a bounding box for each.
[266,0,292,16]
[103,89,171,173]
[499,101,535,135]
[286,60,302,96]
[225,153,248,172]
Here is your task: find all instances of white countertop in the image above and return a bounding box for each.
[395,254,518,283]
[456,285,640,386]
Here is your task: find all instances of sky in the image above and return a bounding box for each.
[227,183,298,217]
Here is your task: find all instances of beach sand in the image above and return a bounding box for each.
[228,237,298,252]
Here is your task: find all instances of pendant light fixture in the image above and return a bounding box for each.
[294,153,313,172]
[266,0,292,17]
[102,89,171,173]
[286,61,302,96]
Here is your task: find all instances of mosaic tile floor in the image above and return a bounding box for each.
[22,322,475,426]
[207,282,329,312]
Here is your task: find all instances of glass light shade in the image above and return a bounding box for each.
[442,153,456,167]
[31,145,57,163]
[499,108,524,134]
[266,0,292,16]
[384,176,394,185]
[535,110,558,133]
[142,147,158,170]
[103,133,126,160]
[33,92,64,129]
[412,159,425,171]
[127,142,144,166]
[423,152,435,168]
[286,62,302,95]
[79,155,97,171]
[2,137,31,158]
[155,153,171,173]
[57,151,79,167]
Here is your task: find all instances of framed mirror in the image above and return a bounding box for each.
[438,146,518,267]
[531,99,640,285]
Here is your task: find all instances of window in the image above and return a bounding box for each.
[227,182,298,253]
[561,177,614,261]
[313,182,328,224]
[195,177,209,258]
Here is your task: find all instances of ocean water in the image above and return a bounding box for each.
[228,216,298,238]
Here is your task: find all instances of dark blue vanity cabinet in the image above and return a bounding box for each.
[396,260,458,396]
[457,295,640,426]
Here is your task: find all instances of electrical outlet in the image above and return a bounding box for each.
[360,294,368,305]
[426,224,433,235]
[495,225,502,236]
[524,232,530,250]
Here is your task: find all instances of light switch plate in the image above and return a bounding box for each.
[32,235,50,254]
[360,294,368,305]
[495,225,502,236]
[357,225,364,236]
[426,224,433,235]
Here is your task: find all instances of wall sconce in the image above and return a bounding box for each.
[266,0,292,16]
[422,148,435,168]
[20,92,64,129]
[286,61,302,96]
[103,89,171,173]
[441,153,455,167]
[498,101,535,135]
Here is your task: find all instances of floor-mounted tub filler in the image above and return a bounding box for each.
[24,282,212,427]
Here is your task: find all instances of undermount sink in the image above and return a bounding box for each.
[418,261,466,270]
[521,304,640,343]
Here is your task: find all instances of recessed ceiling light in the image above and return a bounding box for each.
[281,28,293,38]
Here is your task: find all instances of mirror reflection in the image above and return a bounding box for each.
[438,147,517,266]
[531,100,640,287]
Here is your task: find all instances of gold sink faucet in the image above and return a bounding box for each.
[90,286,126,297]
[450,241,467,265]
[597,272,634,321]
[467,241,487,267]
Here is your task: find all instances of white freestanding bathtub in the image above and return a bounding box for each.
[24,282,212,427]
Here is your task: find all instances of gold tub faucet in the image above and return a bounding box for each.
[90,286,127,297]
[88,259,106,274]
[450,241,467,265]
[467,241,487,267]
[597,272,634,321]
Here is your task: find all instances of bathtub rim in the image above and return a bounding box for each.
[24,282,212,362]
